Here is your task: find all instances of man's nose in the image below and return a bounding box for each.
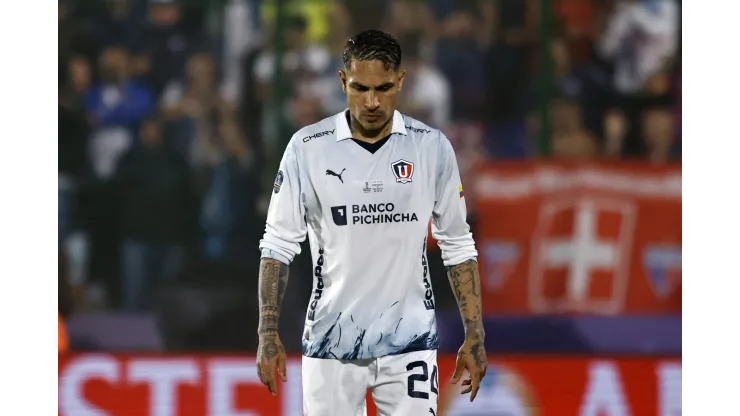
[364,91,380,111]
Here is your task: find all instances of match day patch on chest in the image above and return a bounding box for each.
[391,159,414,184]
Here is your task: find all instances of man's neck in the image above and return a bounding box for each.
[348,112,394,144]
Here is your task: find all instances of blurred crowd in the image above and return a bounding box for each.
[58,0,681,347]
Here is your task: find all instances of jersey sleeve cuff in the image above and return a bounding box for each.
[441,251,478,267]
[259,244,294,265]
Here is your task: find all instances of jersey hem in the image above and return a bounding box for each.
[301,343,439,361]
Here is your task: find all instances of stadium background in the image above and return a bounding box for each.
[57,0,681,414]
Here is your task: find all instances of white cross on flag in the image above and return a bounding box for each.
[529,197,637,315]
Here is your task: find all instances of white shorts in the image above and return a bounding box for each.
[302,349,439,416]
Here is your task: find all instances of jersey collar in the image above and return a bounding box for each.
[335,109,408,141]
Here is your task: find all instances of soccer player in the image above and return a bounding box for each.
[256,30,487,415]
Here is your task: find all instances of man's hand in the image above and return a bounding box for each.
[256,333,288,396]
[450,331,488,402]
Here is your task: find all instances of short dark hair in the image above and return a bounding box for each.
[342,30,402,72]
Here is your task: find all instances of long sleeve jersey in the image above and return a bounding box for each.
[260,110,477,360]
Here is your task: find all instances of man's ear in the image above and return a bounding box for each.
[397,69,406,92]
[338,70,347,93]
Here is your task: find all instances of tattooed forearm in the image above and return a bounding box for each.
[448,259,488,390]
[447,258,485,338]
[258,258,290,338]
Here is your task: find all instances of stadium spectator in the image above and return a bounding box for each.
[482,0,533,157]
[161,53,220,120]
[598,0,679,95]
[554,0,599,62]
[133,0,208,95]
[85,46,154,131]
[59,0,98,80]
[59,56,93,243]
[90,0,144,51]
[641,106,676,163]
[314,2,353,116]
[194,112,260,264]
[60,56,93,113]
[252,15,330,140]
[160,52,230,160]
[114,115,194,311]
[603,1,678,159]
[383,0,436,41]
[85,46,154,180]
[253,15,330,94]
[603,108,629,157]
[548,34,609,138]
[549,98,598,158]
[221,0,259,107]
[397,34,451,129]
[435,4,488,122]
[550,37,587,105]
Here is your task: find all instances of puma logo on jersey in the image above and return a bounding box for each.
[429,409,436,416]
[326,168,346,183]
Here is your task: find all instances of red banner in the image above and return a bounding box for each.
[59,354,680,416]
[471,161,682,314]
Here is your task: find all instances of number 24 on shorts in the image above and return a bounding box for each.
[407,361,439,399]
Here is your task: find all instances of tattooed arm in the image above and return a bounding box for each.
[448,258,485,339]
[447,258,488,402]
[256,258,290,396]
[257,136,307,395]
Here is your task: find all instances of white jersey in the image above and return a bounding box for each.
[260,110,477,360]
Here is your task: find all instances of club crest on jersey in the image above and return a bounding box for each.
[391,159,414,184]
